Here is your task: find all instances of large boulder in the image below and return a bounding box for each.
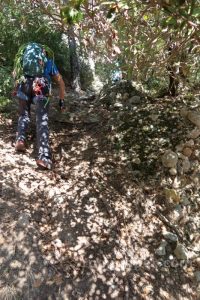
[98,80,146,107]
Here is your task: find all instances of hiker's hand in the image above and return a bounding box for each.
[59,99,65,111]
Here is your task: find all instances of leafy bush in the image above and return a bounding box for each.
[0,67,13,97]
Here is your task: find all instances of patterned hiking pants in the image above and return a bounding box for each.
[16,77,51,160]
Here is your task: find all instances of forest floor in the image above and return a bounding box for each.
[0,83,199,300]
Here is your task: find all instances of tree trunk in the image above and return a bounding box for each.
[167,41,179,96]
[67,25,81,92]
[168,65,179,97]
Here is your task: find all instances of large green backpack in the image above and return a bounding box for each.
[22,42,47,77]
[14,43,54,80]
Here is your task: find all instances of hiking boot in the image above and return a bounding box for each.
[36,159,52,170]
[15,140,26,152]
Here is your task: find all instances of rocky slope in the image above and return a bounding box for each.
[0,83,199,299]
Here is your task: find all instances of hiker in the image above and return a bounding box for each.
[13,42,65,170]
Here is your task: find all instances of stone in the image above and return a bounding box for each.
[169,205,182,223]
[185,139,194,147]
[109,92,116,99]
[193,149,200,158]
[10,259,22,269]
[182,147,192,157]
[174,243,188,260]
[155,241,167,256]
[169,168,177,176]
[178,153,187,160]
[123,93,129,100]
[180,108,189,118]
[162,150,178,168]
[197,284,200,298]
[149,114,159,121]
[194,271,200,283]
[52,238,63,248]
[163,231,178,242]
[182,158,191,173]
[192,176,199,184]
[187,128,200,139]
[187,112,200,128]
[116,93,122,100]
[176,143,184,152]
[87,115,100,123]
[173,176,183,189]
[0,234,5,245]
[128,95,141,105]
[164,188,181,204]
[181,197,190,206]
[113,102,123,108]
[18,212,30,227]
[132,158,141,164]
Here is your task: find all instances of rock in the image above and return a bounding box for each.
[174,243,188,260]
[173,176,181,189]
[132,158,141,164]
[164,188,181,204]
[182,157,191,173]
[113,102,123,108]
[109,92,116,99]
[187,111,200,128]
[192,176,199,185]
[163,231,178,242]
[149,114,159,121]
[142,125,150,132]
[193,149,200,158]
[10,259,22,269]
[197,284,200,298]
[187,128,200,139]
[123,93,129,100]
[181,197,190,206]
[162,150,178,168]
[142,285,153,296]
[52,238,63,249]
[194,271,200,283]
[169,168,177,176]
[0,234,5,245]
[176,143,184,152]
[155,241,167,256]
[18,212,30,227]
[116,93,122,100]
[185,139,194,147]
[169,205,182,223]
[85,115,100,123]
[182,147,192,157]
[128,95,141,105]
[180,108,189,118]
[191,160,199,170]
[178,153,187,160]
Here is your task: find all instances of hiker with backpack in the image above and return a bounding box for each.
[13,42,65,170]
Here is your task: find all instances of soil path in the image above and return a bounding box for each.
[0,93,197,299]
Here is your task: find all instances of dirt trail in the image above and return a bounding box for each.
[0,93,197,299]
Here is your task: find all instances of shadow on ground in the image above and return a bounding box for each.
[0,95,197,299]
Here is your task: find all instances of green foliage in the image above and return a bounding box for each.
[0,96,11,113]
[0,0,199,97]
[0,67,13,97]
[60,0,84,25]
